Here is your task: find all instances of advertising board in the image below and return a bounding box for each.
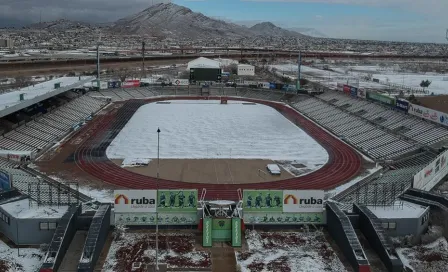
[173,79,189,86]
[367,92,395,106]
[408,103,448,127]
[0,170,11,191]
[283,190,325,213]
[0,150,33,162]
[395,99,409,112]
[413,149,448,191]
[357,88,366,99]
[243,212,325,224]
[243,190,283,212]
[231,218,242,247]
[343,85,350,94]
[114,212,198,225]
[122,80,140,88]
[203,217,212,247]
[350,87,358,97]
[157,189,198,213]
[107,81,122,89]
[114,190,157,213]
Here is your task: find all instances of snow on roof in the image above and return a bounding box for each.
[367,201,428,219]
[238,64,254,67]
[187,57,220,69]
[0,76,93,111]
[0,198,69,219]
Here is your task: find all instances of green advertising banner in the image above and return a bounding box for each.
[157,189,198,213]
[114,213,198,225]
[243,190,283,212]
[243,212,325,224]
[232,218,242,247]
[203,217,213,247]
[367,91,395,105]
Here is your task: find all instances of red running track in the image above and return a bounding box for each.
[74,96,362,200]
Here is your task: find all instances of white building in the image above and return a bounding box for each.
[187,57,220,71]
[237,64,255,76]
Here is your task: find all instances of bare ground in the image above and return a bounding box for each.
[112,158,294,184]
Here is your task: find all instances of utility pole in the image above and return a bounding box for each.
[297,51,302,92]
[96,32,103,87]
[142,41,145,79]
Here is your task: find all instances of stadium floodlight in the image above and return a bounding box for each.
[156,127,161,271]
[446,29,448,42]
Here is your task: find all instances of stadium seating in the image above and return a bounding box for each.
[318,91,448,145]
[0,95,108,153]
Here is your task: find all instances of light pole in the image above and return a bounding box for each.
[156,127,160,271]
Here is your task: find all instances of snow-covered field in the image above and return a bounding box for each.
[236,230,346,272]
[397,237,448,272]
[102,232,210,271]
[0,241,44,272]
[106,100,328,171]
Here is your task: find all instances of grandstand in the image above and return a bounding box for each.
[0,77,109,205]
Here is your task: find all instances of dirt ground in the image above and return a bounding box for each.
[112,159,294,184]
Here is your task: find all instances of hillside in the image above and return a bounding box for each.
[250,22,305,38]
[110,3,253,39]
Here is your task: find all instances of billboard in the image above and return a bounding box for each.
[157,189,198,213]
[413,149,448,191]
[366,92,395,106]
[189,68,222,81]
[243,190,283,212]
[243,212,325,224]
[343,85,350,94]
[203,217,212,247]
[357,88,366,99]
[114,190,157,213]
[0,170,11,191]
[231,218,242,247]
[350,87,358,97]
[408,103,448,127]
[114,213,198,225]
[283,190,324,213]
[395,99,409,112]
[122,80,140,88]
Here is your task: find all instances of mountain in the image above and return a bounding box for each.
[26,19,95,30]
[288,27,327,38]
[110,3,253,39]
[249,22,305,38]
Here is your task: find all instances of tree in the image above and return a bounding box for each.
[178,70,190,79]
[420,79,431,89]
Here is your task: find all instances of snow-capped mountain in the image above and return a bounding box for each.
[288,27,327,38]
[250,22,305,38]
[110,3,253,39]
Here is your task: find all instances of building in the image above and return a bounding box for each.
[187,57,220,71]
[0,39,14,48]
[0,194,69,245]
[237,64,255,76]
[214,58,239,67]
[366,201,429,237]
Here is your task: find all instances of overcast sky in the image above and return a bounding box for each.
[0,0,447,43]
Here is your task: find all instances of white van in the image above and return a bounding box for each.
[267,164,281,175]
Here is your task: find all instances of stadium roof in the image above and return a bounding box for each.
[0,76,94,118]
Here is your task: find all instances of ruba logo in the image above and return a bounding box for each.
[115,194,156,208]
[284,195,323,205]
[284,194,298,204]
[115,194,129,204]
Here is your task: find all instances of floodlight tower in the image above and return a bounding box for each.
[446,29,448,42]
[96,32,103,83]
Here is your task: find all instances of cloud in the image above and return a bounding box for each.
[0,0,171,25]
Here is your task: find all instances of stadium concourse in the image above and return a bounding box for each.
[73,96,363,200]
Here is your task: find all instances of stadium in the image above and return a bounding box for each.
[0,75,448,272]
